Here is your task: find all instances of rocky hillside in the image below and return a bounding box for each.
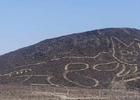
[0,28,140,90]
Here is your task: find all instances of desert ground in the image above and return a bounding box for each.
[0,84,139,100]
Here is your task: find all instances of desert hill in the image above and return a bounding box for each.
[0,28,140,90]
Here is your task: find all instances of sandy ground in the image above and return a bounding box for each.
[0,85,140,100]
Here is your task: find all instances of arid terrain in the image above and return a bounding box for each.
[0,84,140,100]
[0,28,140,99]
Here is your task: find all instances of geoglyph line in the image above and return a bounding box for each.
[47,76,60,87]
[22,75,32,83]
[111,36,139,65]
[16,75,49,77]
[63,71,99,88]
[116,65,129,77]
[124,76,140,82]
[63,56,95,59]
[84,76,99,87]
[111,36,136,47]
[63,63,99,88]
[12,51,109,71]
[123,72,140,82]
[122,28,131,35]
[116,64,139,78]
[2,68,32,77]
[93,62,119,71]
[65,63,89,72]
[14,61,47,69]
[133,65,138,73]
[63,52,109,59]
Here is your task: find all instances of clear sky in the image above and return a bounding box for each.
[0,0,140,55]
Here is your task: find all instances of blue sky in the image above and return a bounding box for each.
[0,0,140,55]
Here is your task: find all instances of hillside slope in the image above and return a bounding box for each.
[0,28,140,90]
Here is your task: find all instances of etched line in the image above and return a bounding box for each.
[111,36,139,65]
[124,76,140,82]
[47,76,60,87]
[116,64,126,77]
[65,63,89,71]
[93,62,119,71]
